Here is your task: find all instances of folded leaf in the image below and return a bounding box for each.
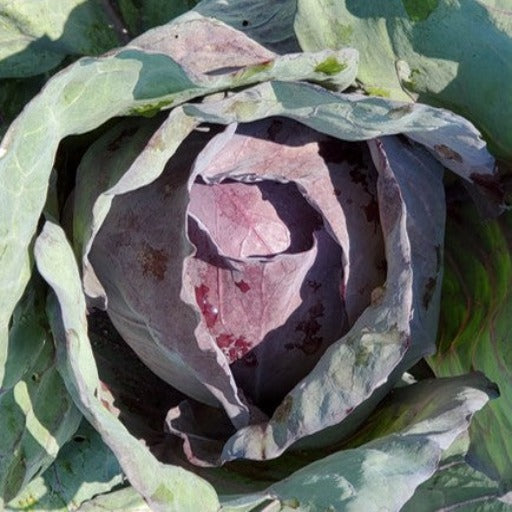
[34,222,220,512]
[185,81,495,183]
[220,373,495,512]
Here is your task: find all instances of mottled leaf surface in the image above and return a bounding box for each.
[430,203,512,487]
[368,136,445,364]
[185,81,495,183]
[126,13,358,91]
[294,0,512,160]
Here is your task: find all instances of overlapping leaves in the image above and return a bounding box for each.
[0,3,508,511]
[295,0,512,160]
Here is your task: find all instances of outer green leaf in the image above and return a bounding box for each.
[0,0,124,78]
[0,280,81,507]
[294,0,512,160]
[0,11,356,386]
[34,222,220,512]
[126,12,358,93]
[220,373,494,512]
[429,202,512,488]
[402,457,512,512]
[7,420,124,511]
[184,81,494,183]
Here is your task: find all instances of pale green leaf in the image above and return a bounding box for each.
[294,0,512,160]
[7,421,124,512]
[0,0,124,78]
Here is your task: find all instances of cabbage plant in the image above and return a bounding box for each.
[0,3,509,512]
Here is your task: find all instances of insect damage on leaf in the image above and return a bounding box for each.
[274,395,294,423]
[434,144,463,163]
[314,56,348,75]
[401,0,439,22]
[137,243,169,281]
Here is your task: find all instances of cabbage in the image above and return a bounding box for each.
[0,2,509,511]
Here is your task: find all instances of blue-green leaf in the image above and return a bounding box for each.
[220,373,495,512]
